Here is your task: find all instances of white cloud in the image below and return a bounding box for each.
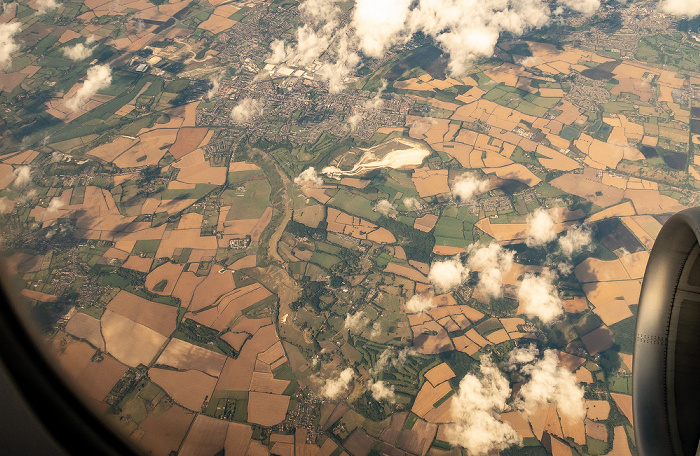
[316,28,360,93]
[517,349,585,420]
[445,355,521,455]
[0,22,21,71]
[347,111,362,130]
[466,242,514,298]
[321,367,354,399]
[344,311,368,333]
[507,344,539,366]
[451,172,489,202]
[371,346,416,377]
[207,72,222,100]
[35,0,60,15]
[660,0,700,17]
[525,208,556,247]
[429,256,470,293]
[299,0,341,25]
[46,198,65,214]
[62,36,96,61]
[364,80,387,110]
[230,98,263,124]
[13,166,31,187]
[517,270,563,324]
[558,224,591,257]
[556,0,600,16]
[66,64,112,112]
[406,294,434,313]
[294,167,323,186]
[374,199,397,218]
[403,197,422,211]
[370,321,382,338]
[369,380,396,403]
[352,0,412,58]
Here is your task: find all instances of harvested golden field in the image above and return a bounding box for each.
[575,257,631,283]
[216,324,278,391]
[50,335,127,403]
[136,404,194,456]
[293,204,325,228]
[586,201,636,223]
[21,289,58,302]
[251,206,273,242]
[528,403,563,440]
[247,392,290,426]
[156,338,227,377]
[171,272,204,308]
[87,136,139,163]
[385,262,428,283]
[611,393,633,425]
[609,426,632,456]
[121,256,153,273]
[412,321,454,354]
[486,329,510,344]
[107,290,177,337]
[188,266,235,311]
[412,378,452,418]
[2,149,39,165]
[155,228,217,260]
[563,297,588,313]
[229,161,260,172]
[249,371,290,394]
[432,245,465,255]
[198,14,236,34]
[113,129,178,168]
[501,411,535,438]
[224,422,253,456]
[145,262,184,295]
[586,400,611,420]
[398,417,437,456]
[476,216,574,244]
[412,167,450,197]
[189,283,272,331]
[424,363,455,387]
[231,255,257,270]
[101,310,168,367]
[560,413,586,445]
[149,368,217,411]
[169,128,208,159]
[482,163,541,186]
[551,170,624,208]
[623,189,686,215]
[178,415,229,456]
[327,207,396,243]
[551,437,573,456]
[414,214,438,232]
[65,312,105,350]
[172,149,227,185]
[535,144,580,171]
[619,353,633,372]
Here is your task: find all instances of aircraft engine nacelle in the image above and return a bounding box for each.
[635,207,700,456]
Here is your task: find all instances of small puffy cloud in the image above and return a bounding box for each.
[13,166,31,187]
[517,270,563,324]
[445,355,521,455]
[370,321,382,338]
[466,242,514,298]
[517,349,585,420]
[347,111,362,130]
[556,0,600,16]
[230,98,263,124]
[429,256,470,293]
[406,294,434,313]
[507,344,539,366]
[46,198,64,214]
[62,36,96,61]
[321,367,354,399]
[294,167,323,186]
[558,224,591,257]
[299,0,341,24]
[660,0,700,17]
[525,208,556,247]
[371,346,416,377]
[364,80,387,110]
[452,172,489,202]
[207,73,222,100]
[403,197,422,211]
[369,380,396,403]
[344,311,368,333]
[66,64,112,112]
[0,22,21,71]
[374,199,397,218]
[35,0,60,15]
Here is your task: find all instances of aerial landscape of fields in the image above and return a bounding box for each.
[1,0,700,454]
